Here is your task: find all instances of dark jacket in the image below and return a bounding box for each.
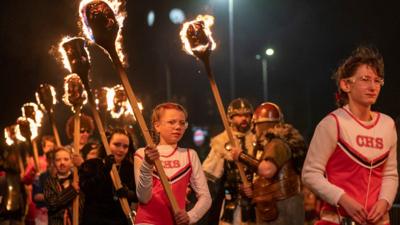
[44,173,80,225]
[79,158,137,225]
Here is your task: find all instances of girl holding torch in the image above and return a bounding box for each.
[79,127,137,225]
[134,102,211,225]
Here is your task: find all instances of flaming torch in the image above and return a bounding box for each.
[15,117,40,171]
[21,103,44,127]
[62,72,87,225]
[80,0,179,212]
[20,102,44,173]
[4,125,25,175]
[110,84,142,148]
[36,84,62,146]
[110,84,143,121]
[180,15,249,186]
[60,36,134,223]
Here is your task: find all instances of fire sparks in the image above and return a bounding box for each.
[180,15,216,57]
[35,84,57,112]
[15,117,38,142]
[21,103,44,127]
[62,74,88,111]
[79,0,127,65]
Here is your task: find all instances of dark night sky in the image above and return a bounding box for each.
[1,0,400,145]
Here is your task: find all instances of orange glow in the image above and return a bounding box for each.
[62,73,88,111]
[58,36,91,73]
[58,36,73,72]
[21,103,44,127]
[110,85,142,119]
[180,15,216,56]
[35,84,57,112]
[79,0,127,65]
[4,126,15,146]
[15,117,38,142]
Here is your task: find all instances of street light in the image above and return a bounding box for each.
[256,48,274,100]
[228,0,235,100]
[265,48,274,56]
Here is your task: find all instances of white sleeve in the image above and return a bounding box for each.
[134,149,154,204]
[379,125,399,207]
[188,149,212,224]
[301,115,346,206]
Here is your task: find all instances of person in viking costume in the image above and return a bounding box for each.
[202,98,257,225]
[232,102,306,225]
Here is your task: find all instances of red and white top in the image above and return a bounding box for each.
[134,145,211,225]
[302,105,398,216]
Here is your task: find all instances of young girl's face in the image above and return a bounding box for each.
[340,64,382,108]
[110,133,129,164]
[155,108,187,145]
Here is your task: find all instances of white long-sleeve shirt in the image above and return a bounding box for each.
[134,145,211,225]
[302,106,398,213]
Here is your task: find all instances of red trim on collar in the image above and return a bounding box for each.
[342,107,380,129]
[160,146,178,158]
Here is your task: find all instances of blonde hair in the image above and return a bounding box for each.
[151,102,188,142]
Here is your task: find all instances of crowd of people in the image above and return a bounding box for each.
[0,46,398,225]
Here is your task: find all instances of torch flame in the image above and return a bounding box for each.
[62,73,88,111]
[15,117,39,142]
[79,0,127,65]
[59,36,73,72]
[105,87,116,111]
[109,84,141,119]
[21,102,44,128]
[58,36,92,73]
[4,126,16,146]
[180,15,216,56]
[35,84,57,112]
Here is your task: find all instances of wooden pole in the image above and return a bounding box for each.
[82,1,179,212]
[31,139,40,172]
[62,38,134,224]
[49,112,62,147]
[202,57,249,186]
[85,83,135,223]
[109,49,180,213]
[72,107,81,225]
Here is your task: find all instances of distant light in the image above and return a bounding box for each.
[265,48,274,56]
[192,127,208,147]
[169,8,185,24]
[255,54,261,60]
[147,10,155,27]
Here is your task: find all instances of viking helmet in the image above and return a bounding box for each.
[227,98,253,120]
[252,102,283,124]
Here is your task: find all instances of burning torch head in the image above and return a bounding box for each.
[21,103,43,127]
[22,105,35,120]
[180,15,216,60]
[113,86,127,108]
[16,117,32,140]
[4,125,17,145]
[63,74,87,109]
[95,87,109,110]
[81,0,119,50]
[36,84,57,113]
[62,38,90,79]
